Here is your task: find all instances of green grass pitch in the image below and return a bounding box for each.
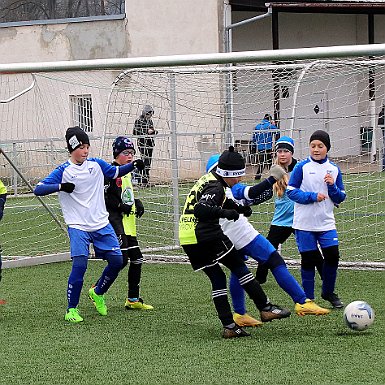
[0,261,384,385]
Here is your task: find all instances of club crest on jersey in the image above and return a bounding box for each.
[88,167,93,174]
[121,187,134,205]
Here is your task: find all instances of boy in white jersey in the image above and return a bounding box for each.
[34,127,144,322]
[287,130,346,308]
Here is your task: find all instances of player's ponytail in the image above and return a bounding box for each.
[273,157,288,198]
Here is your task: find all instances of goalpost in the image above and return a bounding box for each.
[1,44,385,269]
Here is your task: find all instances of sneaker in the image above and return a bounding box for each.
[125,298,154,310]
[233,313,263,327]
[295,299,331,316]
[0,299,7,305]
[222,324,251,339]
[260,304,291,322]
[65,308,84,323]
[254,174,262,180]
[88,287,108,316]
[321,292,343,309]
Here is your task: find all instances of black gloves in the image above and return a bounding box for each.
[135,199,144,218]
[219,209,239,221]
[133,159,145,171]
[119,203,133,215]
[119,200,144,217]
[238,205,252,217]
[60,183,75,193]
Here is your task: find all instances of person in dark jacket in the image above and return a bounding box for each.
[133,105,158,186]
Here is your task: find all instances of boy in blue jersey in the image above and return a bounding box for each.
[287,130,346,308]
[34,127,144,322]
[0,179,7,305]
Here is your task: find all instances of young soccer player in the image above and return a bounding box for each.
[34,126,144,322]
[0,178,7,305]
[103,136,153,310]
[287,130,346,308]
[255,136,324,284]
[206,151,330,328]
[179,146,291,339]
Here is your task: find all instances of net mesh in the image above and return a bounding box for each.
[1,56,385,267]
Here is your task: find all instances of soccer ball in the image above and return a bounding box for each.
[343,301,375,331]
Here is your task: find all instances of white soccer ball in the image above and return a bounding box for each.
[343,301,375,331]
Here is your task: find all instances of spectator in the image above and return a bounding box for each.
[133,105,158,186]
[250,114,279,180]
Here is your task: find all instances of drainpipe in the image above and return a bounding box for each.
[225,4,272,53]
[223,3,272,146]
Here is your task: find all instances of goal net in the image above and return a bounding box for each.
[1,50,385,269]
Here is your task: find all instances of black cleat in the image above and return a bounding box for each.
[222,324,251,339]
[321,292,343,309]
[260,304,291,322]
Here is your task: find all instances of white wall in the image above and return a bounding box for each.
[125,0,223,56]
[0,0,223,64]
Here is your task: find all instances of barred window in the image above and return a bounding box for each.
[70,94,93,133]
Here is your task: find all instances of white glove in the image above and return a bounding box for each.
[269,164,287,181]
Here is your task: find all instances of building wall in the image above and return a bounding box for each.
[0,0,223,64]
[125,0,223,56]
[1,3,385,175]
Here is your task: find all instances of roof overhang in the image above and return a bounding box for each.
[230,1,385,14]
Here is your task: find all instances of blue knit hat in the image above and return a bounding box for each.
[206,154,220,173]
[275,136,294,153]
[112,136,135,158]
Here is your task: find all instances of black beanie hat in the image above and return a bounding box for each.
[216,146,246,177]
[65,126,90,153]
[309,130,331,152]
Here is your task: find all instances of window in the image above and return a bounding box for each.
[0,1,125,24]
[70,94,93,133]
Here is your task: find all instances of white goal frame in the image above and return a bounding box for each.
[2,43,385,270]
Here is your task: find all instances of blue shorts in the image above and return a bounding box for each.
[67,224,122,259]
[240,234,276,263]
[295,229,339,253]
